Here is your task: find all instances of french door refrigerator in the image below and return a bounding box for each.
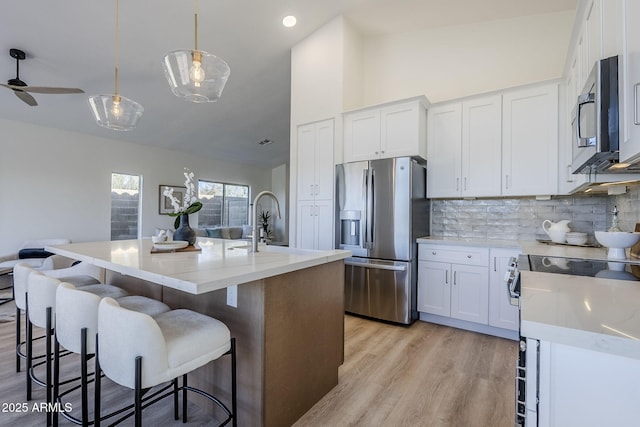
[335,156,429,324]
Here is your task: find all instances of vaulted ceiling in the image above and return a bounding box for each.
[0,0,577,168]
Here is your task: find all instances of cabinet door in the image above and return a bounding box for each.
[314,120,335,200]
[450,264,489,324]
[296,202,316,249]
[297,123,318,201]
[620,0,640,163]
[585,0,602,72]
[344,109,381,162]
[380,101,423,159]
[502,84,559,196]
[427,103,462,198]
[488,248,520,331]
[461,95,502,197]
[315,200,334,250]
[417,261,451,317]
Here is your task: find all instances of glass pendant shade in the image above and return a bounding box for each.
[88,94,144,131]
[162,49,230,103]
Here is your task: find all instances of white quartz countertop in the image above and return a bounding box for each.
[417,236,624,262]
[46,238,351,295]
[520,270,640,359]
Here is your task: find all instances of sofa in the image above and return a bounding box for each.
[195,225,253,240]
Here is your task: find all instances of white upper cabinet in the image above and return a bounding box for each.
[461,95,503,197]
[343,97,427,163]
[620,0,640,163]
[426,103,462,197]
[427,95,502,198]
[296,119,335,201]
[502,83,559,196]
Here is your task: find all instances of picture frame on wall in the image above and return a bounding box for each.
[159,185,186,214]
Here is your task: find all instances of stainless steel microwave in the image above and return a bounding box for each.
[572,55,620,173]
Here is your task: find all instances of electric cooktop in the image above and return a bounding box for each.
[520,254,640,281]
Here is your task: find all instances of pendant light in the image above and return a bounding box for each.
[88,0,143,131]
[161,0,230,103]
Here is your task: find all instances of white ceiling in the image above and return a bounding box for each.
[0,0,577,168]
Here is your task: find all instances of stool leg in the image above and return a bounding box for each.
[182,374,188,423]
[173,379,179,420]
[81,328,88,426]
[231,337,237,427]
[15,306,21,373]
[53,335,60,427]
[46,306,52,427]
[94,333,101,427]
[26,294,32,401]
[134,356,142,427]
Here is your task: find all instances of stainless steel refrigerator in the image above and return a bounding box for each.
[335,157,429,324]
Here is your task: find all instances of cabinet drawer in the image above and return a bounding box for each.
[418,244,489,266]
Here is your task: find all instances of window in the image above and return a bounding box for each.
[198,181,249,227]
[111,173,141,240]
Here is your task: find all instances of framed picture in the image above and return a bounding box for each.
[159,185,185,214]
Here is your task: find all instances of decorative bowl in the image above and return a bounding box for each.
[565,232,587,246]
[594,231,640,259]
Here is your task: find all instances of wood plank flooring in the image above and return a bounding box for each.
[0,274,517,426]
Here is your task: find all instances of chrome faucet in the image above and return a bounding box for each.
[251,191,281,252]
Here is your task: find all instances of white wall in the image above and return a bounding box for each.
[0,118,272,254]
[362,11,575,104]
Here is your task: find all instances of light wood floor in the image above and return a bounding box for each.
[0,275,517,426]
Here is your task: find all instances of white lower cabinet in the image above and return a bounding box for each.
[296,200,333,250]
[418,243,519,338]
[489,248,520,331]
[418,244,489,324]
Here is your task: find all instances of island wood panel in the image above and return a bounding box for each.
[161,260,345,427]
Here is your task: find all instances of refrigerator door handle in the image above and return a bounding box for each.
[344,260,407,272]
[365,167,374,249]
[362,168,369,248]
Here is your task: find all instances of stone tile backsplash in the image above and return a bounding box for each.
[429,185,640,242]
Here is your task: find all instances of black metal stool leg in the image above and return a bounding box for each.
[53,336,60,427]
[182,374,188,423]
[81,328,88,426]
[135,356,142,427]
[46,306,52,427]
[16,305,21,373]
[94,333,101,427]
[26,294,32,401]
[231,337,237,427]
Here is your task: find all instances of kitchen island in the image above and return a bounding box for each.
[46,238,351,427]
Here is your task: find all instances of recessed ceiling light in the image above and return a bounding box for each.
[282,15,297,28]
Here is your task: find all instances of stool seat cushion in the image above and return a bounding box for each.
[0,258,44,271]
[57,275,101,288]
[156,309,231,372]
[118,296,170,318]
[98,298,231,389]
[79,284,129,299]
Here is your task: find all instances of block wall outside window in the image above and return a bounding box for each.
[198,181,249,227]
[111,173,141,240]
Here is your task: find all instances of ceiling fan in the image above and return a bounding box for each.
[1,48,84,106]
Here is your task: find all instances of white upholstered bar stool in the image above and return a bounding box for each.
[53,282,171,427]
[26,271,128,426]
[13,261,104,373]
[97,297,237,427]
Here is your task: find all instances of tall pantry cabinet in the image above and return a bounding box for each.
[295,119,335,250]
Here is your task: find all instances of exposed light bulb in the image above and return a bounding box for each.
[111,95,122,117]
[189,51,205,87]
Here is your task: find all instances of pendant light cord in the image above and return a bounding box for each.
[115,0,119,96]
[194,0,199,51]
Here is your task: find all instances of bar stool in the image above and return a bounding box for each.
[13,261,104,373]
[97,297,237,427]
[26,271,128,426]
[53,282,171,427]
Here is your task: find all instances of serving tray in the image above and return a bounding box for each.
[535,239,601,248]
[150,244,202,254]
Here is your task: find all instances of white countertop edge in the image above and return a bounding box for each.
[521,319,640,360]
[46,242,351,295]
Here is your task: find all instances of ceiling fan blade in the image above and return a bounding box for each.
[14,90,37,106]
[17,86,84,94]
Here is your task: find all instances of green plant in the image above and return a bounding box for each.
[260,210,274,239]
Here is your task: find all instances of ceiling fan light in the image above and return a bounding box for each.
[88,94,144,131]
[162,49,230,103]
